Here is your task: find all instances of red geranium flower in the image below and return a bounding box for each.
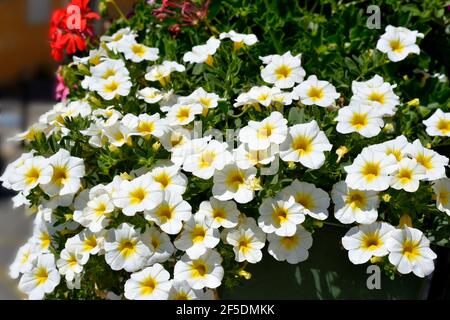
[49,0,100,61]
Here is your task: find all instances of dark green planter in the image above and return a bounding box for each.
[219,225,428,299]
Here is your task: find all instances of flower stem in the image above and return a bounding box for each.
[106,0,128,22]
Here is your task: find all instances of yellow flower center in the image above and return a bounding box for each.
[102,69,116,79]
[176,107,191,123]
[238,237,251,253]
[140,277,157,296]
[129,187,147,205]
[362,233,382,251]
[389,39,404,53]
[191,225,206,243]
[199,151,216,168]
[154,172,171,189]
[118,239,137,257]
[294,193,314,210]
[439,190,449,205]
[368,92,386,104]
[307,86,324,101]
[83,236,97,252]
[361,162,380,182]
[397,168,413,184]
[416,153,433,170]
[280,235,299,250]
[151,236,160,250]
[191,260,208,278]
[199,97,212,107]
[226,170,245,190]
[40,232,51,250]
[272,206,289,225]
[137,121,155,135]
[156,204,174,222]
[437,118,450,134]
[346,191,366,209]
[292,135,313,155]
[131,44,146,57]
[257,123,273,139]
[52,166,68,187]
[25,166,41,186]
[34,267,49,285]
[275,64,291,79]
[212,208,226,221]
[402,240,420,260]
[67,254,78,267]
[350,112,368,130]
[174,292,190,300]
[104,81,119,93]
[386,148,402,161]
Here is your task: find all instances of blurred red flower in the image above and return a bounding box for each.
[49,0,100,61]
[152,0,210,35]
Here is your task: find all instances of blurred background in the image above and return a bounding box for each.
[0,0,134,299]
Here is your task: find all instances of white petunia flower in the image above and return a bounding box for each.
[116,35,159,63]
[432,178,450,216]
[225,218,266,263]
[112,173,163,216]
[183,37,221,66]
[56,247,89,281]
[8,156,52,193]
[141,226,175,266]
[174,250,224,289]
[390,158,425,192]
[350,75,400,116]
[174,214,220,259]
[168,280,214,300]
[93,74,132,100]
[197,197,239,229]
[406,139,449,181]
[137,87,164,104]
[131,113,168,138]
[73,193,114,232]
[331,181,379,224]
[239,111,288,150]
[65,229,104,256]
[258,195,305,236]
[260,51,306,89]
[267,225,312,264]
[219,30,258,49]
[342,222,394,264]
[370,135,410,162]
[149,164,188,195]
[144,191,192,235]
[293,75,340,107]
[165,103,203,126]
[104,223,151,272]
[279,120,332,169]
[102,27,137,53]
[180,87,223,110]
[144,60,185,86]
[423,109,450,137]
[335,103,384,138]
[9,242,38,279]
[386,226,437,277]
[344,148,398,191]
[376,25,424,62]
[281,180,330,220]
[212,164,257,204]
[246,86,281,107]
[41,149,85,197]
[18,253,60,300]
[233,143,277,170]
[124,264,171,300]
[183,140,232,179]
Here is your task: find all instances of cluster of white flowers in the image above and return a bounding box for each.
[1,24,448,300]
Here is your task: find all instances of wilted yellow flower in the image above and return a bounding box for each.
[406,98,420,107]
[237,269,252,280]
[382,194,391,202]
[398,214,413,227]
[336,146,349,163]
